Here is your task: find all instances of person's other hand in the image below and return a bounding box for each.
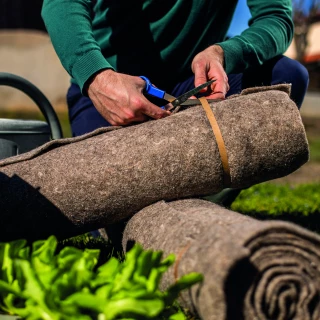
[191,45,229,100]
[87,70,171,126]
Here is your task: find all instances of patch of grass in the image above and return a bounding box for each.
[231,182,320,233]
[231,183,320,216]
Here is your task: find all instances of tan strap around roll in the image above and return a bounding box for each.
[199,97,231,187]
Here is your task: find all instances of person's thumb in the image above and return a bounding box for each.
[193,62,209,93]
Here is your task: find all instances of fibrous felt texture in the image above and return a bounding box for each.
[122,199,320,320]
[0,85,309,240]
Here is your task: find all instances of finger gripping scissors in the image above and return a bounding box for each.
[140,76,215,111]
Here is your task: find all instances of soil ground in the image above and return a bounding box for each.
[274,161,320,185]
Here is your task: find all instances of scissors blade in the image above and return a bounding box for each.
[179,98,223,106]
[170,79,216,108]
[163,93,176,102]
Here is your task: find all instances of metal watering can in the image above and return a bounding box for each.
[0,73,63,160]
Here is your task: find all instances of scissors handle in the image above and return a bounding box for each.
[140,76,165,99]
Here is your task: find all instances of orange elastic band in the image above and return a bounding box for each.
[199,97,231,187]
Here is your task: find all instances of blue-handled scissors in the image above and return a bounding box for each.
[140,76,215,111]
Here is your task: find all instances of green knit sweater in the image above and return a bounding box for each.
[41,0,293,93]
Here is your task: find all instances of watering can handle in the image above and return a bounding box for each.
[0,72,63,140]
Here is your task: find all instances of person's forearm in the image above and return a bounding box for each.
[217,0,293,74]
[41,0,113,92]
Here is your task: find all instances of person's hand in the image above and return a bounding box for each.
[87,70,171,126]
[191,45,229,100]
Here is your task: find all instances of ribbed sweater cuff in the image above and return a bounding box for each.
[72,50,114,94]
[216,37,246,75]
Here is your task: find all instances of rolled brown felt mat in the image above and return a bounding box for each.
[122,199,320,320]
[0,85,309,240]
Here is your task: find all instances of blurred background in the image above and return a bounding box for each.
[0,0,319,148]
[228,0,320,115]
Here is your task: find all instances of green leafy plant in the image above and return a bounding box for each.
[0,237,203,320]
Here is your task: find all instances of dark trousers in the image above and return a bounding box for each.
[67,55,309,137]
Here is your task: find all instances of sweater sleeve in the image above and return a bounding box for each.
[41,0,114,92]
[217,0,294,74]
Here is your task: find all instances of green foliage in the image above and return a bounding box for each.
[57,233,119,266]
[231,183,320,216]
[0,237,203,320]
[231,182,320,232]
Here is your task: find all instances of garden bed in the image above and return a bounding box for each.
[0,112,318,320]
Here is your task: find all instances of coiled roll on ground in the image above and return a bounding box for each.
[123,199,320,320]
